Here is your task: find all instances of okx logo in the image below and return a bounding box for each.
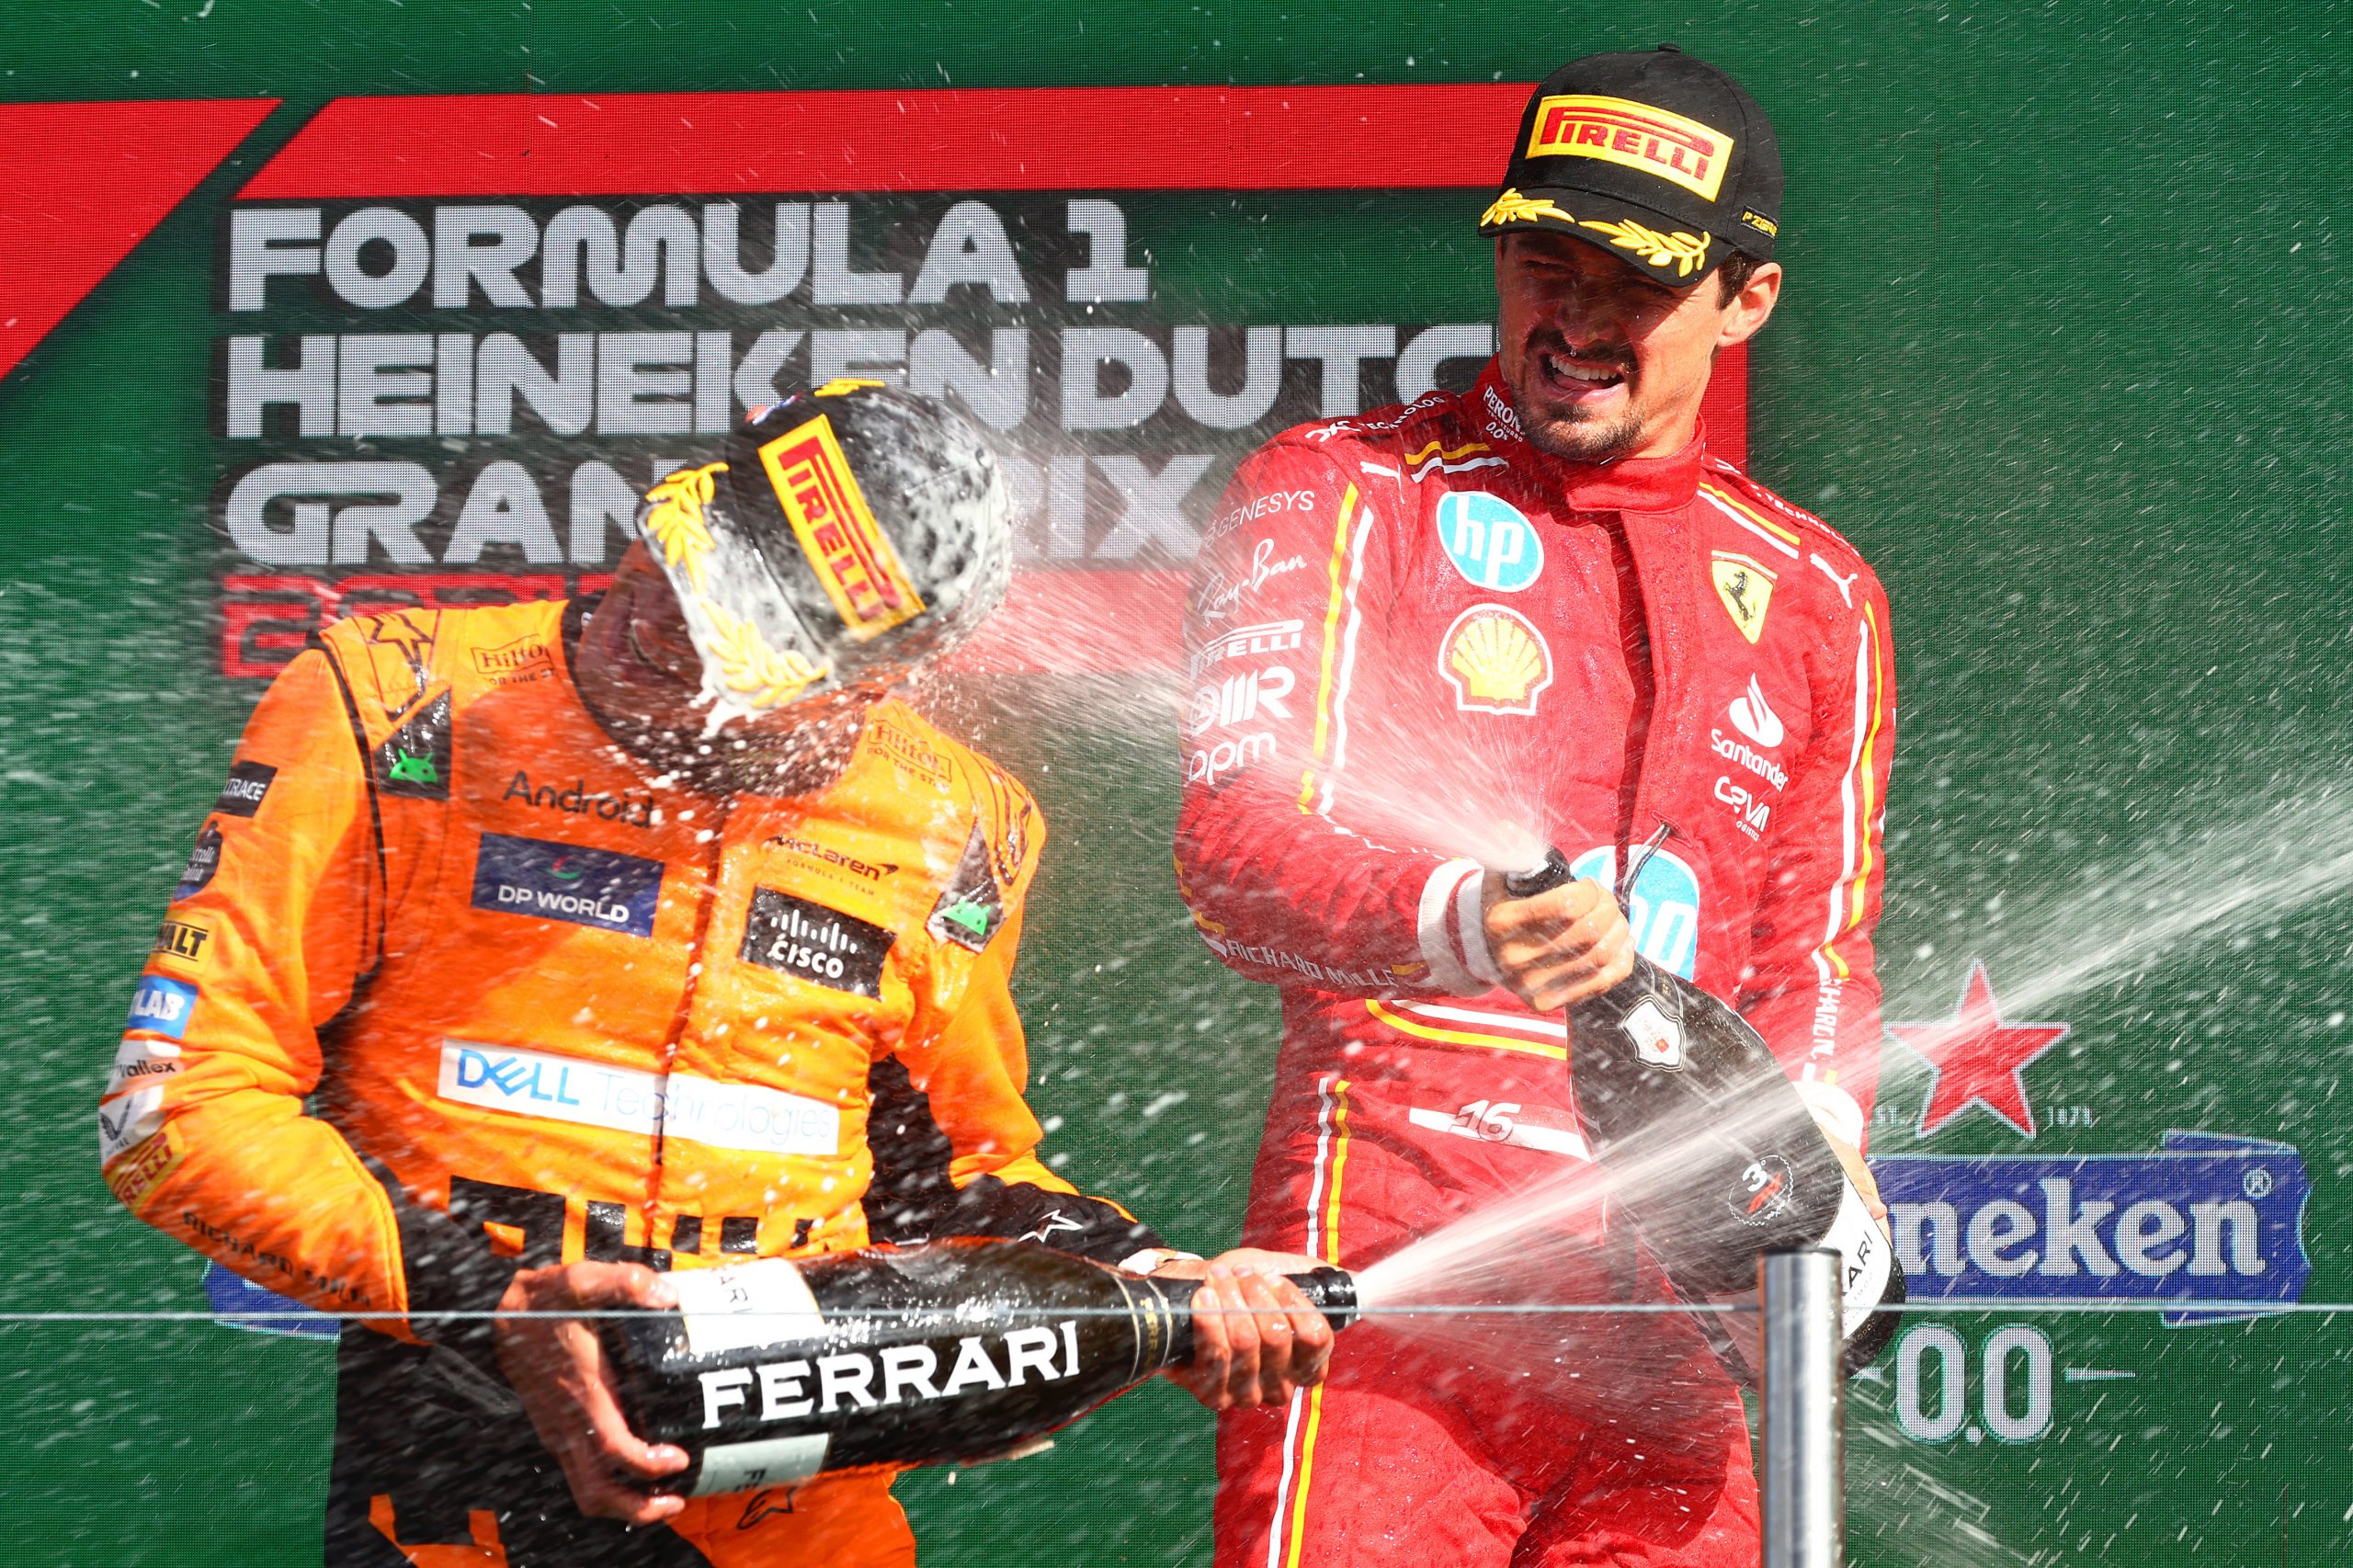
[471,833,663,937]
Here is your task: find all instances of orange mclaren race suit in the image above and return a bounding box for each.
[102,597,1161,1568]
[1177,363,1894,1568]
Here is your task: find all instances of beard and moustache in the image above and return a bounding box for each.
[1507,334,1644,464]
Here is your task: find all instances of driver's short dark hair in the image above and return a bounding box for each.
[1717,251,1760,304]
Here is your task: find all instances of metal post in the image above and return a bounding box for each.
[1760,1248,1843,1568]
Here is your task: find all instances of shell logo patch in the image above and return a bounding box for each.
[1439,604,1553,716]
[756,414,926,642]
[1711,551,1777,644]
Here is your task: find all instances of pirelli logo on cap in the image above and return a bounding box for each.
[1527,95,1734,202]
[757,415,926,642]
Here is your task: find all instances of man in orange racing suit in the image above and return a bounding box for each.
[104,384,1331,1566]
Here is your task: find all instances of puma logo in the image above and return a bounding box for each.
[1810,552,1859,607]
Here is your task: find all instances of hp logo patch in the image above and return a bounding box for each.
[1437,492,1543,592]
[1572,845,1701,979]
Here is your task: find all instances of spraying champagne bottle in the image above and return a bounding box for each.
[1503,843,1904,1381]
[601,1237,1358,1496]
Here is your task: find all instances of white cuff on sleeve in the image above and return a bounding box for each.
[1416,858,1488,994]
[1456,865,1504,989]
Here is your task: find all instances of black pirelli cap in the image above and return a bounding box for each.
[1476,45,1782,288]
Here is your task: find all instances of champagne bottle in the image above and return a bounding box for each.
[601,1237,1358,1496]
[1504,846,1904,1381]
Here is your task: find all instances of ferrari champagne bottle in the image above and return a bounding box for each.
[1505,846,1904,1381]
[602,1237,1358,1496]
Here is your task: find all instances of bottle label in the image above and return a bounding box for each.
[1820,1179,1894,1338]
[696,1432,831,1495]
[676,1259,826,1358]
[1620,997,1684,1069]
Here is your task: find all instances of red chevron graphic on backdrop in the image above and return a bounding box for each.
[0,98,278,381]
[0,89,1749,676]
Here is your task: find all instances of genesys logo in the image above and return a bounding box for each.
[1873,1134,2313,1324]
[125,976,199,1040]
[470,833,665,937]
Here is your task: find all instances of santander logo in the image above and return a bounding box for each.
[1728,675,1784,748]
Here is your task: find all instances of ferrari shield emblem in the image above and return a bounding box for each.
[1710,551,1777,644]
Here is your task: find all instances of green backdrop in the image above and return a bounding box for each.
[5,3,2349,1563]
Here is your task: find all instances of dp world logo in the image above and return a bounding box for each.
[1436,492,1543,592]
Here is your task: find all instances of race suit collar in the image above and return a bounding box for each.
[1470,359,1706,515]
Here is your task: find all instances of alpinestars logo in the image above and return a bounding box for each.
[1728,675,1783,747]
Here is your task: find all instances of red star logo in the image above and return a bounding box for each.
[1889,962,2070,1137]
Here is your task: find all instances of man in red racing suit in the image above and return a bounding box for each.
[1176,48,1895,1568]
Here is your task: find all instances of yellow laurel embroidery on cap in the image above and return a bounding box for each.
[699,598,830,709]
[813,377,888,397]
[642,462,725,596]
[1479,188,1575,228]
[1578,218,1711,278]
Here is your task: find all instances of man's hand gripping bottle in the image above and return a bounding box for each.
[1504,841,1904,1382]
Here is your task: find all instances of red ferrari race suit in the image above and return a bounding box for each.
[102,598,1162,1568]
[1177,362,1894,1568]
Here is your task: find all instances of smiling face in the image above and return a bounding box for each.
[1494,230,1780,464]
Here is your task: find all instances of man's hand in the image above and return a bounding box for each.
[1154,1249,1335,1411]
[1481,869,1636,1010]
[494,1261,691,1523]
[1820,1128,1889,1224]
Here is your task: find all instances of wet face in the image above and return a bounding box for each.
[1494,231,1779,463]
[574,542,708,735]
[574,541,877,785]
